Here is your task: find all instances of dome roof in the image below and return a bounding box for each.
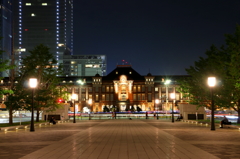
[95,73,100,77]
[147,73,152,76]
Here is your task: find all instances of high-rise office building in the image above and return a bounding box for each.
[13,0,73,69]
[3,1,106,77]
[63,55,107,76]
[0,0,13,77]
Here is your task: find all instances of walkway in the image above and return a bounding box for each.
[0,119,239,159]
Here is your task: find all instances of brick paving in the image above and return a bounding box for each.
[0,119,239,159]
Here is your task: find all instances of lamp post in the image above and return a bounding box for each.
[72,94,77,123]
[164,79,171,115]
[77,80,84,115]
[88,99,92,120]
[208,77,216,131]
[155,99,159,120]
[170,93,175,123]
[29,78,37,132]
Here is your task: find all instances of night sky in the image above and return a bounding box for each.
[73,0,240,75]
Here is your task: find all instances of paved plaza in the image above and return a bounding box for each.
[0,119,240,159]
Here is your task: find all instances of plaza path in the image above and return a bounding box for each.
[0,119,240,159]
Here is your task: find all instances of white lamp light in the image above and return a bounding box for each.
[72,94,77,100]
[170,93,175,99]
[208,77,216,87]
[29,78,37,88]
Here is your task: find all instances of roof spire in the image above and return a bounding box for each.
[147,68,152,76]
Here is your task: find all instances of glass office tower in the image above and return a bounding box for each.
[0,0,13,77]
[13,0,73,69]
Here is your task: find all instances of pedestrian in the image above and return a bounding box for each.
[220,116,229,128]
[112,112,115,119]
[50,116,56,124]
[176,114,183,121]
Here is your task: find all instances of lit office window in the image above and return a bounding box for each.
[58,43,65,47]
[18,48,26,52]
[85,65,92,68]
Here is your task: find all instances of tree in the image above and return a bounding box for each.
[103,106,110,112]
[4,83,27,124]
[0,37,16,124]
[110,105,118,112]
[18,44,64,122]
[0,38,15,79]
[137,106,142,112]
[130,106,135,112]
[179,24,240,123]
[221,25,240,122]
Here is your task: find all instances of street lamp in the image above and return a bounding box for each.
[170,93,175,123]
[77,79,84,114]
[72,94,77,123]
[29,78,37,132]
[208,77,216,131]
[155,99,159,120]
[164,79,171,115]
[88,99,92,120]
[77,79,84,85]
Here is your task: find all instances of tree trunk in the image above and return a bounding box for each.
[238,110,240,124]
[238,100,240,124]
[8,107,13,125]
[36,108,40,122]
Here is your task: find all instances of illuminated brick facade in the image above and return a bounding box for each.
[61,65,189,113]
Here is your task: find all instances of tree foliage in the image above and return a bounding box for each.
[103,106,110,112]
[0,37,16,124]
[19,44,66,121]
[136,106,142,112]
[0,37,15,97]
[179,25,240,123]
[4,44,66,123]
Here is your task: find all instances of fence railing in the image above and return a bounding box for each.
[68,113,180,120]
